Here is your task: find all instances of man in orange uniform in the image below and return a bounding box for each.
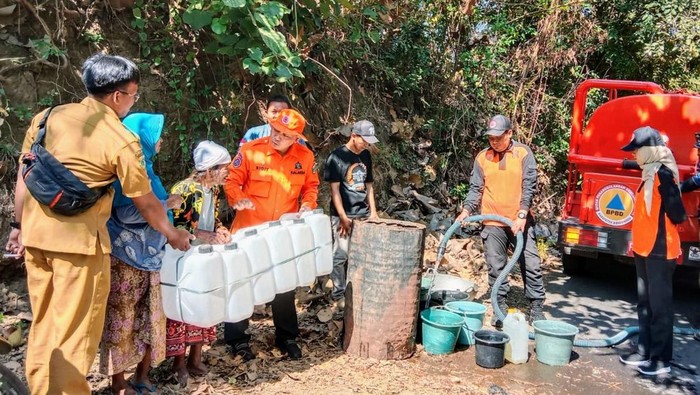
[456,114,546,327]
[223,108,319,360]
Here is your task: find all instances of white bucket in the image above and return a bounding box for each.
[303,209,333,275]
[284,218,317,286]
[237,229,276,304]
[260,221,298,293]
[160,245,226,327]
[214,243,255,323]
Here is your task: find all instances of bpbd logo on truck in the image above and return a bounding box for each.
[594,184,635,226]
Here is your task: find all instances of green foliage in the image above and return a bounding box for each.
[37,90,60,108]
[6,0,700,219]
[124,0,247,179]
[591,0,700,89]
[537,237,554,261]
[82,30,105,44]
[450,183,470,202]
[30,35,66,60]
[8,105,33,122]
[178,0,329,82]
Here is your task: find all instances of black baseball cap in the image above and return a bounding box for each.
[484,114,512,136]
[621,126,665,151]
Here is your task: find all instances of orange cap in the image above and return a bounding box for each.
[270,109,307,140]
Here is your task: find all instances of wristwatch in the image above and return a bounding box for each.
[517,211,527,220]
[10,221,21,230]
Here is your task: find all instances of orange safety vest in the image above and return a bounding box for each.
[631,174,681,259]
[224,137,319,233]
[475,143,531,226]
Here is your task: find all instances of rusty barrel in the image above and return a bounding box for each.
[343,218,425,359]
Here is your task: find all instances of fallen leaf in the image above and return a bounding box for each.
[191,382,210,395]
[17,311,33,321]
[317,307,333,323]
[0,5,17,16]
[4,360,20,370]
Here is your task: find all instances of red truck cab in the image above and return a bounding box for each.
[558,79,700,273]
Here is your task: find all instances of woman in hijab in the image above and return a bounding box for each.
[165,140,232,385]
[101,113,183,394]
[618,126,686,376]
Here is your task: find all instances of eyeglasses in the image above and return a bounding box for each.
[117,90,140,103]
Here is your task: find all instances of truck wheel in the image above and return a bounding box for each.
[562,254,586,275]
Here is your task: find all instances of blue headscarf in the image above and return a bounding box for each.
[112,113,169,207]
[108,113,171,271]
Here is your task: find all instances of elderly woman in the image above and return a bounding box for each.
[165,140,232,385]
[618,126,686,376]
[100,113,182,395]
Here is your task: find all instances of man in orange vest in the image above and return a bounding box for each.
[223,108,319,361]
[618,126,686,376]
[456,114,546,327]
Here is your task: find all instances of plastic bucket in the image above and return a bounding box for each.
[445,301,487,346]
[533,320,579,366]
[474,330,509,369]
[420,308,463,355]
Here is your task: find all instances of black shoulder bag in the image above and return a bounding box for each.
[22,106,110,216]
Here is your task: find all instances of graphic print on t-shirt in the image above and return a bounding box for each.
[345,162,368,192]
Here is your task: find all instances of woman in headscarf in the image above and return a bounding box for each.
[165,140,232,385]
[100,113,183,395]
[618,126,686,376]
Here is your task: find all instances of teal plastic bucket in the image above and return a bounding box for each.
[420,307,464,355]
[533,320,579,366]
[445,301,487,346]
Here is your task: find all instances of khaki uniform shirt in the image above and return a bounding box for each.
[20,98,152,255]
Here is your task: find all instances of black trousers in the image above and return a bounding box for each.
[481,222,546,301]
[223,290,299,344]
[634,254,676,362]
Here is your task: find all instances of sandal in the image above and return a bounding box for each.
[131,382,157,395]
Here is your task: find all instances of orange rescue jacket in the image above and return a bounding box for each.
[631,174,681,259]
[225,137,319,233]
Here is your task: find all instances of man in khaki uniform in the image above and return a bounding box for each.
[4,54,192,394]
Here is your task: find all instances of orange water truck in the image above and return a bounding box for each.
[557,79,700,274]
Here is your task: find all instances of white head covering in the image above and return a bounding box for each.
[636,145,680,213]
[193,140,231,171]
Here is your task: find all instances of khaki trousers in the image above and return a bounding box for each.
[24,246,110,395]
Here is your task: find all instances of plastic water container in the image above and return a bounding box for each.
[302,209,333,275]
[284,218,317,286]
[231,222,269,242]
[236,229,276,304]
[161,244,186,269]
[214,243,255,323]
[260,221,298,293]
[503,309,529,364]
[160,245,226,327]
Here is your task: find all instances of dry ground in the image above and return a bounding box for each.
[0,235,559,394]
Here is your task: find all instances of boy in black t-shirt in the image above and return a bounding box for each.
[323,120,379,305]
